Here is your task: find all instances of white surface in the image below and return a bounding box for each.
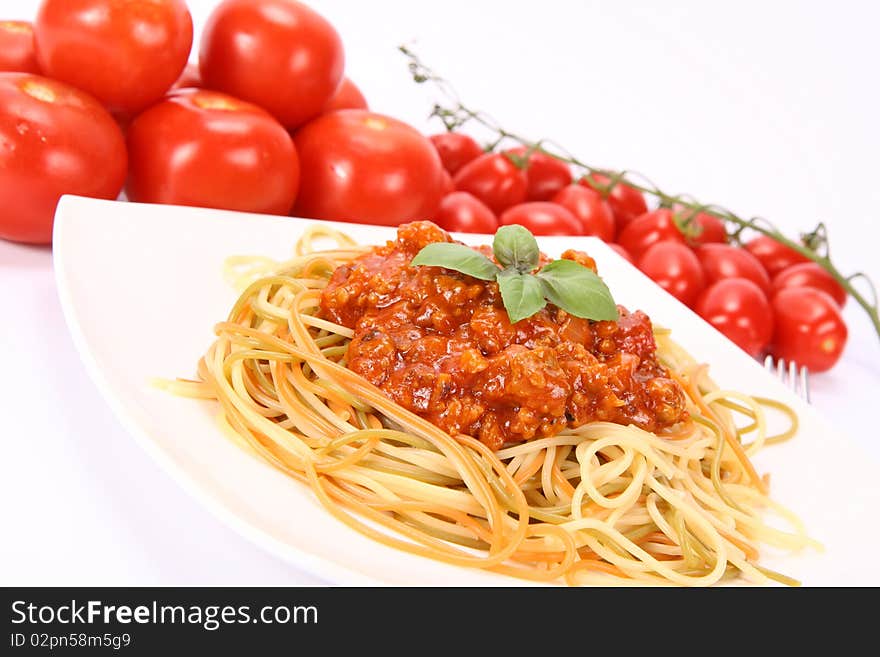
[51,195,880,586]
[1,0,879,586]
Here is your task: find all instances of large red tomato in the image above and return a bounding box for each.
[322,77,367,113]
[0,21,40,73]
[292,110,445,225]
[126,89,300,215]
[199,0,344,129]
[34,0,193,115]
[453,152,528,215]
[0,73,126,244]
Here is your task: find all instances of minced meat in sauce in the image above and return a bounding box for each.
[320,221,688,451]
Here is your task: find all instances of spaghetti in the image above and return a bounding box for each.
[166,222,819,586]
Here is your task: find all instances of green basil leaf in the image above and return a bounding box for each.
[492,224,540,272]
[410,242,500,281]
[536,259,619,321]
[497,270,546,324]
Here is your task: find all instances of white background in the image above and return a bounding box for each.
[2,0,879,585]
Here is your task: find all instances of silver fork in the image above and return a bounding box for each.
[763,355,810,403]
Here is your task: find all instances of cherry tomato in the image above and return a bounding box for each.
[769,287,847,372]
[772,262,847,307]
[171,61,203,90]
[580,172,648,235]
[695,278,773,357]
[506,146,572,201]
[199,0,344,129]
[694,243,772,297]
[744,234,810,277]
[499,202,583,236]
[0,73,126,244]
[453,152,528,215]
[609,243,634,264]
[617,208,685,261]
[293,110,445,226]
[638,241,706,307]
[551,185,615,241]
[674,206,728,246]
[0,21,40,73]
[35,0,193,115]
[440,169,454,195]
[126,89,300,216]
[322,77,367,113]
[433,192,498,234]
[430,132,483,175]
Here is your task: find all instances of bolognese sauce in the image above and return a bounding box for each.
[320,221,688,450]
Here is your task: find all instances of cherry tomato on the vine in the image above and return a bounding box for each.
[769,287,847,372]
[293,110,445,226]
[772,262,847,307]
[126,89,300,216]
[637,241,705,307]
[744,234,810,277]
[694,243,772,297]
[433,192,498,234]
[506,146,572,201]
[322,77,368,113]
[430,132,483,175]
[0,73,127,244]
[499,202,583,236]
[675,207,728,246]
[580,172,648,235]
[453,152,528,216]
[200,0,344,129]
[35,0,193,115]
[695,278,773,357]
[551,185,615,241]
[617,209,685,261]
[0,21,40,73]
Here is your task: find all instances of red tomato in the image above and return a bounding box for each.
[430,132,483,175]
[293,110,445,226]
[0,73,126,244]
[769,287,847,372]
[126,89,300,216]
[172,61,203,90]
[551,185,615,241]
[674,207,728,246]
[440,169,454,195]
[772,262,847,307]
[433,192,498,234]
[322,77,368,113]
[199,0,344,129]
[35,0,193,115]
[0,21,40,73]
[638,241,706,307]
[609,243,634,264]
[743,234,810,277]
[695,278,773,357]
[617,209,685,261]
[499,202,583,236]
[506,146,572,201]
[453,152,528,215]
[580,172,648,235]
[694,243,772,297]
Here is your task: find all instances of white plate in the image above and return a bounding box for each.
[53,194,880,586]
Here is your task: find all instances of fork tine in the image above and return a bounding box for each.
[762,355,810,403]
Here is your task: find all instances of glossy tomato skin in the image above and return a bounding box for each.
[638,241,705,307]
[744,234,810,277]
[580,172,648,235]
[200,0,343,129]
[695,278,773,357]
[126,89,300,215]
[433,192,498,234]
[551,184,614,241]
[499,202,583,236]
[506,146,572,201]
[694,243,772,297]
[0,21,40,73]
[322,77,367,113]
[35,0,193,115]
[293,110,445,226]
[430,132,483,175]
[769,287,847,372]
[617,208,685,261]
[772,262,847,307]
[453,152,528,215]
[675,208,728,246]
[0,73,126,244]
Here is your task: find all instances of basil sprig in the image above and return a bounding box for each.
[410,224,619,324]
